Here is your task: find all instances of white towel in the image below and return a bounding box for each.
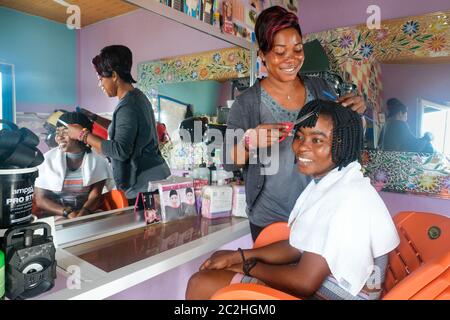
[288,161,400,296]
[35,148,116,192]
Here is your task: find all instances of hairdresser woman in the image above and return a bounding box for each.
[223,6,366,241]
[67,45,170,204]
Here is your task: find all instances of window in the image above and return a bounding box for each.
[0,62,15,125]
[158,95,190,143]
[419,98,450,154]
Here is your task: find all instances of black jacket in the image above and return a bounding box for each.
[101,88,168,190]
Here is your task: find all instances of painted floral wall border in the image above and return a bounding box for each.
[304,11,450,115]
[137,47,250,91]
[362,150,450,200]
[305,11,450,68]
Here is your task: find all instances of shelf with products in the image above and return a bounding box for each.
[125,0,254,50]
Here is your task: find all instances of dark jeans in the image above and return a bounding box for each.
[249,222,265,242]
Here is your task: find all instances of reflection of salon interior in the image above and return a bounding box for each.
[0,0,449,301]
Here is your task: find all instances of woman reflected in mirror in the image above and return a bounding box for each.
[34,112,114,219]
[66,45,170,204]
[378,98,434,153]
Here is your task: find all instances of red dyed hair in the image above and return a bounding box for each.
[255,6,302,54]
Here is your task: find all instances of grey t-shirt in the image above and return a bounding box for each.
[249,87,314,227]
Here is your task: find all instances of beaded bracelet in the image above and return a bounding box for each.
[78,128,89,141]
[82,131,89,145]
[238,247,257,276]
[243,258,258,276]
[237,247,246,263]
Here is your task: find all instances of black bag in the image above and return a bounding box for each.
[0,119,44,169]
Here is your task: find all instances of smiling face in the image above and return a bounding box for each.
[261,27,304,82]
[292,115,336,179]
[55,127,83,153]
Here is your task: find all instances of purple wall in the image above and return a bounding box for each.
[380,192,449,217]
[381,63,450,134]
[78,9,232,113]
[298,0,450,34]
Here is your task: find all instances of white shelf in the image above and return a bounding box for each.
[125,0,255,50]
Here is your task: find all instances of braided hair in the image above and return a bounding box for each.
[294,99,363,170]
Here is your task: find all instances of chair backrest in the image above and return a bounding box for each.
[253,222,290,249]
[384,211,450,293]
[100,190,128,211]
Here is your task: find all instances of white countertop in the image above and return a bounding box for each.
[40,212,250,300]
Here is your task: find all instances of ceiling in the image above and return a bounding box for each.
[0,0,138,27]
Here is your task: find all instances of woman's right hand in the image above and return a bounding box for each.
[199,250,242,271]
[245,123,291,149]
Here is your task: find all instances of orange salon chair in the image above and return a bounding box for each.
[99,190,128,211]
[211,211,450,300]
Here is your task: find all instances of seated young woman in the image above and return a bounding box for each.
[34,112,115,219]
[186,99,400,300]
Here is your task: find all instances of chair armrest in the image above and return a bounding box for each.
[211,283,299,300]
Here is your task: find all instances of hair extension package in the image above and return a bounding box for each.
[147,176,198,223]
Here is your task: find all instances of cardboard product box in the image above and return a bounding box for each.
[201,185,232,219]
[193,178,209,214]
[134,191,162,225]
[148,176,198,223]
[232,184,247,218]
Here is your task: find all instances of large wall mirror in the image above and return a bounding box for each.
[0,0,253,227]
[305,10,450,199]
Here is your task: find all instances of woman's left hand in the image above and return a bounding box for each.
[200,250,241,271]
[338,94,366,114]
[226,262,244,274]
[68,211,79,219]
[66,124,83,140]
